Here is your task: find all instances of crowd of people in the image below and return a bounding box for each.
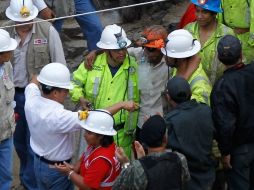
[0,0,254,190]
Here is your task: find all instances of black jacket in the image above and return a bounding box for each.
[211,62,254,155]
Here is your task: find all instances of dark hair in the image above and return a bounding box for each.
[100,135,114,147]
[40,83,62,95]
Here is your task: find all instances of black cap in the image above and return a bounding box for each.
[217,35,242,65]
[139,115,166,148]
[167,76,191,103]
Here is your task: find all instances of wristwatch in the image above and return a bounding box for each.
[121,162,130,169]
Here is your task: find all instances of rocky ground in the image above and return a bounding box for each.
[0,0,189,189]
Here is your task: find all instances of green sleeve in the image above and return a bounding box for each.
[248,0,254,46]
[191,79,212,106]
[70,62,88,102]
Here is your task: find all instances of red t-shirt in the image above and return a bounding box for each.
[80,156,111,189]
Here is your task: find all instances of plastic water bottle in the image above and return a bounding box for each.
[138,50,152,90]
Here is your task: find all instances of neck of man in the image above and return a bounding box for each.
[107,55,122,67]
[147,146,166,154]
[199,19,217,32]
[42,93,62,104]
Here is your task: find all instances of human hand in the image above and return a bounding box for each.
[115,147,129,164]
[79,97,92,110]
[222,155,232,169]
[134,141,145,159]
[122,101,139,112]
[84,50,97,70]
[54,161,74,175]
[39,7,56,21]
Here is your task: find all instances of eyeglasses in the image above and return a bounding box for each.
[144,47,158,52]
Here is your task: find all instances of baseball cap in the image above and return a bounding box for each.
[139,115,167,148]
[167,76,191,103]
[217,35,242,65]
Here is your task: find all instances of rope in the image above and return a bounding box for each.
[0,0,168,29]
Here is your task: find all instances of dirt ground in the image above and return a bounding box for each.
[11,1,189,189]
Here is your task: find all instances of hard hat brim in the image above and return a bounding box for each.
[0,38,17,52]
[96,39,132,49]
[6,5,38,22]
[37,75,74,90]
[79,121,117,136]
[161,40,201,58]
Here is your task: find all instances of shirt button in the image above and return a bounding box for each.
[111,81,113,84]
[108,98,110,100]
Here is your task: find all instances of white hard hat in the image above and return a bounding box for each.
[96,24,131,49]
[0,29,17,52]
[37,63,73,90]
[161,29,201,58]
[6,0,38,22]
[79,110,117,136]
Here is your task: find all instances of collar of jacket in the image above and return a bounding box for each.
[224,62,245,73]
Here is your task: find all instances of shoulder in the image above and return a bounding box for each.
[113,160,147,190]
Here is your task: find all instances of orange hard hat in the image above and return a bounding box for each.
[142,25,168,49]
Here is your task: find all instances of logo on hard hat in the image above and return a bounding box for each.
[198,0,207,5]
[20,5,30,18]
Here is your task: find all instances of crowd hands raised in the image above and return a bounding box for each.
[1,0,254,190]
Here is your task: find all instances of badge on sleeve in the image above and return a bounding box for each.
[129,66,136,74]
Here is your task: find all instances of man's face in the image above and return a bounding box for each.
[54,88,69,104]
[0,51,12,64]
[195,6,216,27]
[165,56,178,68]
[108,48,127,65]
[15,21,33,33]
[144,47,163,65]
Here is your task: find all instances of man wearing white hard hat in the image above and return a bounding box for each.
[161,29,212,105]
[25,62,137,189]
[55,110,121,190]
[71,24,139,158]
[0,29,17,190]
[2,0,66,189]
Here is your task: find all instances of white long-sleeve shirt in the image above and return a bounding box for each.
[25,83,81,161]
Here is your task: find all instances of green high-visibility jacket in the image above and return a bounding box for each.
[185,21,234,84]
[70,53,139,157]
[218,0,254,63]
[172,64,212,106]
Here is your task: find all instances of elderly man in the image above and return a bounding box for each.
[2,0,66,189]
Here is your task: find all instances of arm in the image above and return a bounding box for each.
[33,0,56,20]
[55,162,93,190]
[176,55,200,80]
[248,0,254,46]
[70,62,88,102]
[211,81,237,156]
[48,26,66,65]
[106,101,139,115]
[84,50,104,70]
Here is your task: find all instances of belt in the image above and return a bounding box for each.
[35,154,71,165]
[15,87,25,93]
[114,123,125,131]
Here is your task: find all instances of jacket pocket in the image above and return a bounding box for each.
[34,46,50,70]
[3,79,15,104]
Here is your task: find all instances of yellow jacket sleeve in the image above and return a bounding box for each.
[70,62,88,102]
